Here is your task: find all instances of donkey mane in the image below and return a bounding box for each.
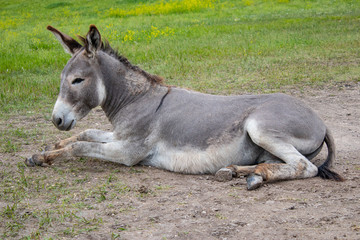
[78,36,164,85]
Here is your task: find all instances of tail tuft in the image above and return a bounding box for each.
[317,165,345,182]
[317,127,344,182]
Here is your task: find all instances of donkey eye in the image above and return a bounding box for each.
[72,78,85,85]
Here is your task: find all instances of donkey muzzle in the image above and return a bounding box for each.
[52,98,77,131]
[52,115,76,131]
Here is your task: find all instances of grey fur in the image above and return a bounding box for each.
[27,25,343,190]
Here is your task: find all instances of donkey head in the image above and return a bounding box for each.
[48,25,106,131]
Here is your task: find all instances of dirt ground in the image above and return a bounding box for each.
[1,82,360,239]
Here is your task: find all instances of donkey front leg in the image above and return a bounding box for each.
[26,129,115,166]
[45,129,115,151]
[26,140,146,167]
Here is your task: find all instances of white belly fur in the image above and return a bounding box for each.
[144,137,245,174]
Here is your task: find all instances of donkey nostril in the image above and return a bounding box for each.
[55,117,63,126]
[57,118,62,126]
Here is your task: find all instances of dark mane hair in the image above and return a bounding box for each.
[78,36,164,85]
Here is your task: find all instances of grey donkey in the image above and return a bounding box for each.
[26,25,343,190]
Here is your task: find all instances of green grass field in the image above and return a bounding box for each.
[1,0,359,114]
[0,0,360,238]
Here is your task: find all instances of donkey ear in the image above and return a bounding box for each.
[85,25,102,57]
[47,25,82,56]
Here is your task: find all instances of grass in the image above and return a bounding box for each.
[1,0,359,114]
[0,0,360,238]
[106,0,216,17]
[0,159,137,239]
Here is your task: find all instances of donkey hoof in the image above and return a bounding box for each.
[215,168,233,182]
[246,174,263,190]
[25,157,36,167]
[25,155,43,167]
[54,142,63,150]
[44,145,54,151]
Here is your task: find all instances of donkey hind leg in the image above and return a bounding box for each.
[215,165,257,182]
[221,146,318,190]
[254,144,317,190]
[25,129,116,166]
[218,127,319,190]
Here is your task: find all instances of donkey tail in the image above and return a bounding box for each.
[317,127,344,181]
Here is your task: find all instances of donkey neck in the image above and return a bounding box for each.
[99,52,166,123]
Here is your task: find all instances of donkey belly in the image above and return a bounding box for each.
[142,135,261,174]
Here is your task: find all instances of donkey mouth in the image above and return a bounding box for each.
[52,118,76,131]
[65,120,76,131]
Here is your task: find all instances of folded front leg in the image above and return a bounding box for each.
[45,129,115,151]
[26,139,148,167]
[25,129,146,167]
